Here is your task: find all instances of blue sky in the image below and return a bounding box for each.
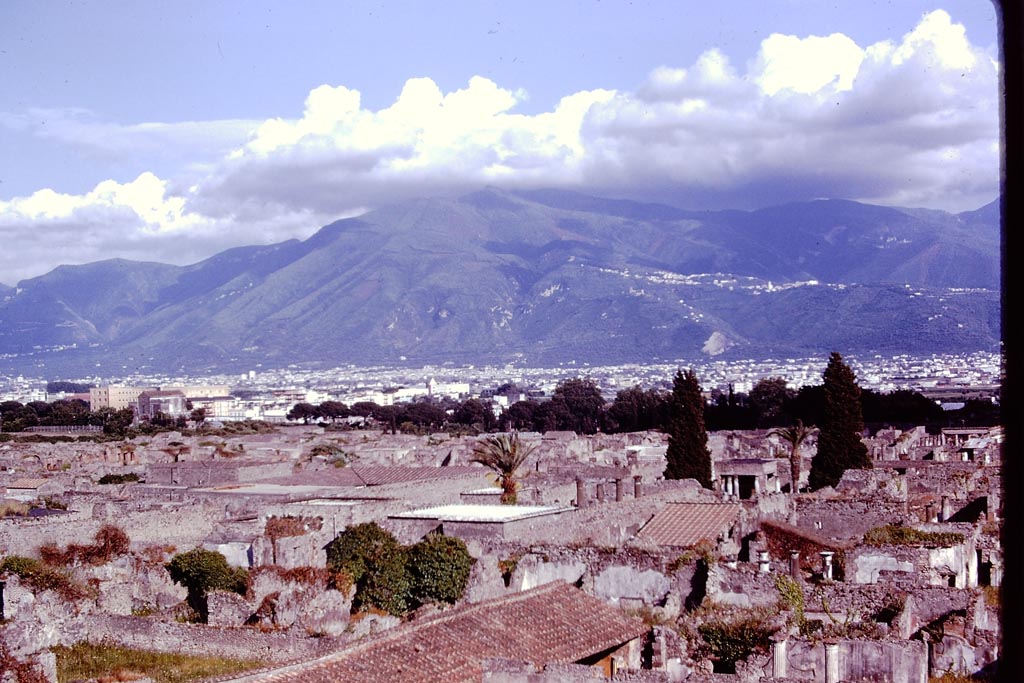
[0,1,1002,284]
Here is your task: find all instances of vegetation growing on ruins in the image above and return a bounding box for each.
[691,608,774,673]
[325,522,475,616]
[326,522,412,616]
[406,533,476,606]
[773,573,808,633]
[97,472,141,484]
[863,524,966,548]
[39,524,130,566]
[0,555,90,600]
[0,644,48,683]
[52,641,264,683]
[470,431,538,504]
[809,352,872,490]
[165,548,249,622]
[663,369,712,488]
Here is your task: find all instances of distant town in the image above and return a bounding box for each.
[0,351,1002,424]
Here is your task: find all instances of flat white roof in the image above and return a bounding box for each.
[463,487,504,495]
[391,504,573,523]
[289,498,362,506]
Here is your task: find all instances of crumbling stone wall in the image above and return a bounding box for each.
[0,505,221,557]
[76,614,339,663]
[704,563,780,609]
[794,493,913,541]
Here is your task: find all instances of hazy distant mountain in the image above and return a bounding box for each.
[0,189,1000,375]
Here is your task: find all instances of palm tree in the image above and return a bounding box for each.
[470,432,538,504]
[769,420,815,494]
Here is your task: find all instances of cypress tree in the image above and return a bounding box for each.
[808,352,872,490]
[664,369,713,488]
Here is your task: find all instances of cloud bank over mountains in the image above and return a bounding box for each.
[0,10,1000,285]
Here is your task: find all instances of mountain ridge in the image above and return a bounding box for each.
[0,189,1001,375]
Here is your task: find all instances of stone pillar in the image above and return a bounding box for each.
[820,551,834,581]
[771,636,788,678]
[924,503,935,523]
[824,641,840,683]
[990,560,1003,587]
[615,478,624,502]
[634,475,643,498]
[754,476,761,495]
[775,476,781,493]
[576,478,587,508]
[789,551,801,580]
[988,492,1000,522]
[941,495,952,522]
[758,550,771,573]
[596,481,605,502]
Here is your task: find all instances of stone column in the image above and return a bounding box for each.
[991,560,1003,587]
[941,495,952,522]
[615,478,624,502]
[758,550,771,573]
[820,551,834,581]
[771,636,788,678]
[596,481,605,502]
[924,503,935,523]
[634,475,643,498]
[789,551,801,580]
[576,478,587,508]
[824,641,840,683]
[754,476,761,495]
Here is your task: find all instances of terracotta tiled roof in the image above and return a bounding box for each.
[220,581,646,683]
[349,465,482,486]
[636,502,740,547]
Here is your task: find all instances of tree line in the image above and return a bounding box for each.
[286,373,997,436]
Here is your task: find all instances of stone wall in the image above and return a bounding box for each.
[0,504,222,557]
[78,614,339,663]
[794,494,913,541]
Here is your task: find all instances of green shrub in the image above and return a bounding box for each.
[406,533,475,606]
[326,522,410,616]
[697,614,774,672]
[0,555,89,600]
[165,548,248,622]
[97,472,141,485]
[774,573,807,633]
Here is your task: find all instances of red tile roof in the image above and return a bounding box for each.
[636,502,741,548]
[220,581,646,683]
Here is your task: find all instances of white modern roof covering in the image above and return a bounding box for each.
[391,504,573,523]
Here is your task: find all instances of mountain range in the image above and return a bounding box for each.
[0,188,1001,377]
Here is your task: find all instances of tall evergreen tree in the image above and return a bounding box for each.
[808,352,872,490]
[663,369,713,488]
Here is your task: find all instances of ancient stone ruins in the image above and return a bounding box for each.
[0,422,1002,682]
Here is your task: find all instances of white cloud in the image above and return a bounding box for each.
[0,10,1000,284]
[753,32,865,95]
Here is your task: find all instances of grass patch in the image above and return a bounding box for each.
[53,642,265,683]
